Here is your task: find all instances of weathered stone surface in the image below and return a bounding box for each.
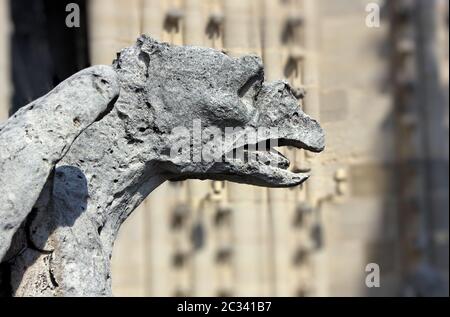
[0,65,119,261]
[1,35,324,296]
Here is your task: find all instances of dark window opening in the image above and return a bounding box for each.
[9,0,90,115]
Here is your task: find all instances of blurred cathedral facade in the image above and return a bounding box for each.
[0,0,448,296]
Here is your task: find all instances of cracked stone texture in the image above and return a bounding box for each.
[0,35,324,296]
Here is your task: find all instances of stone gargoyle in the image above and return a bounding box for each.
[0,35,324,296]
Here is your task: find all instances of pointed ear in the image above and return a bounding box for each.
[113,35,169,85]
[138,34,168,55]
[0,65,119,261]
[113,35,168,64]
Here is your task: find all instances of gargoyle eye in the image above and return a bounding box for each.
[238,70,264,99]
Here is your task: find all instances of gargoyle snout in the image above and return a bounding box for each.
[255,80,325,153]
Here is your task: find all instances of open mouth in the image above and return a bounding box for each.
[223,138,313,186]
[227,141,289,168]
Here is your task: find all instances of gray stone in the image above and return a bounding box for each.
[0,65,120,262]
[0,35,324,296]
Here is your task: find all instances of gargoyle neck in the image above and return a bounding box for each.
[9,111,169,296]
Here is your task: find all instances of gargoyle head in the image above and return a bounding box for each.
[113,35,324,188]
[0,36,325,296]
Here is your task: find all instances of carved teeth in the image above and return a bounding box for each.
[235,147,290,170]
